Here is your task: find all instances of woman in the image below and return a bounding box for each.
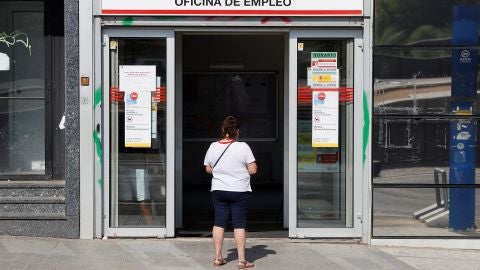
[204,116,257,269]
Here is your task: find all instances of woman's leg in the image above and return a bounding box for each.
[139,201,153,225]
[212,191,229,260]
[233,228,246,261]
[231,192,251,264]
[213,226,225,259]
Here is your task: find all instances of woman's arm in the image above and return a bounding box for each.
[205,165,213,174]
[247,162,257,175]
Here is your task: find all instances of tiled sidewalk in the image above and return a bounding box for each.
[0,236,479,270]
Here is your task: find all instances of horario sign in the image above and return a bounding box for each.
[101,0,363,16]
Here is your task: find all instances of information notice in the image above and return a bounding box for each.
[119,65,156,148]
[298,121,339,172]
[310,52,339,148]
[312,90,339,148]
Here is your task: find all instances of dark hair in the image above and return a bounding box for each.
[221,116,240,139]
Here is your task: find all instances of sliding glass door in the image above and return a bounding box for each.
[103,29,175,237]
[289,30,364,238]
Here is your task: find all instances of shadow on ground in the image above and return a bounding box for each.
[226,244,277,263]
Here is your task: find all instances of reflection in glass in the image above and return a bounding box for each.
[0,2,45,175]
[374,0,480,238]
[296,39,354,228]
[110,39,167,227]
[374,1,480,46]
[0,99,45,173]
[373,187,480,237]
[374,48,480,115]
[372,118,480,183]
[183,72,278,140]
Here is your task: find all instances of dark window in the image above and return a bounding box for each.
[0,0,64,180]
[374,0,480,46]
[183,72,278,140]
[374,1,480,237]
[373,118,480,184]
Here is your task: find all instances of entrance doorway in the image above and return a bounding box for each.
[102,29,175,238]
[178,33,287,236]
[100,28,364,239]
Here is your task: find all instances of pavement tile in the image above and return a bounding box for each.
[1,237,480,270]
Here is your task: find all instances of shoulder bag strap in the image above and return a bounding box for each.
[212,142,233,168]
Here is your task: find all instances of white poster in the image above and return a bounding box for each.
[298,121,339,172]
[120,65,156,148]
[119,65,156,92]
[101,0,363,16]
[311,52,337,69]
[310,52,339,88]
[311,69,339,89]
[312,91,338,148]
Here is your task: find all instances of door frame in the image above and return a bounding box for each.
[102,28,175,237]
[288,29,364,238]
[174,30,291,229]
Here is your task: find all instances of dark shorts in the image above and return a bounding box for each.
[212,190,250,229]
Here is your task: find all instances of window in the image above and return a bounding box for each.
[374,1,480,237]
[0,0,64,179]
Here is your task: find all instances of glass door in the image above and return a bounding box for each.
[103,29,175,237]
[288,30,363,238]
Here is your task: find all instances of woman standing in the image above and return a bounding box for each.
[204,116,257,269]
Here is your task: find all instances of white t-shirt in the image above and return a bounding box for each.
[204,141,256,192]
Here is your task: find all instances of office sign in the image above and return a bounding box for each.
[101,0,363,16]
[298,121,339,172]
[309,52,339,88]
[119,65,156,148]
[311,69,339,88]
[311,52,337,69]
[312,91,338,148]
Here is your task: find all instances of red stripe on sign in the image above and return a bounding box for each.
[153,87,166,103]
[298,86,353,104]
[101,9,363,15]
[109,87,124,103]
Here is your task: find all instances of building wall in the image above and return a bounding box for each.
[0,0,80,238]
[63,0,80,239]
